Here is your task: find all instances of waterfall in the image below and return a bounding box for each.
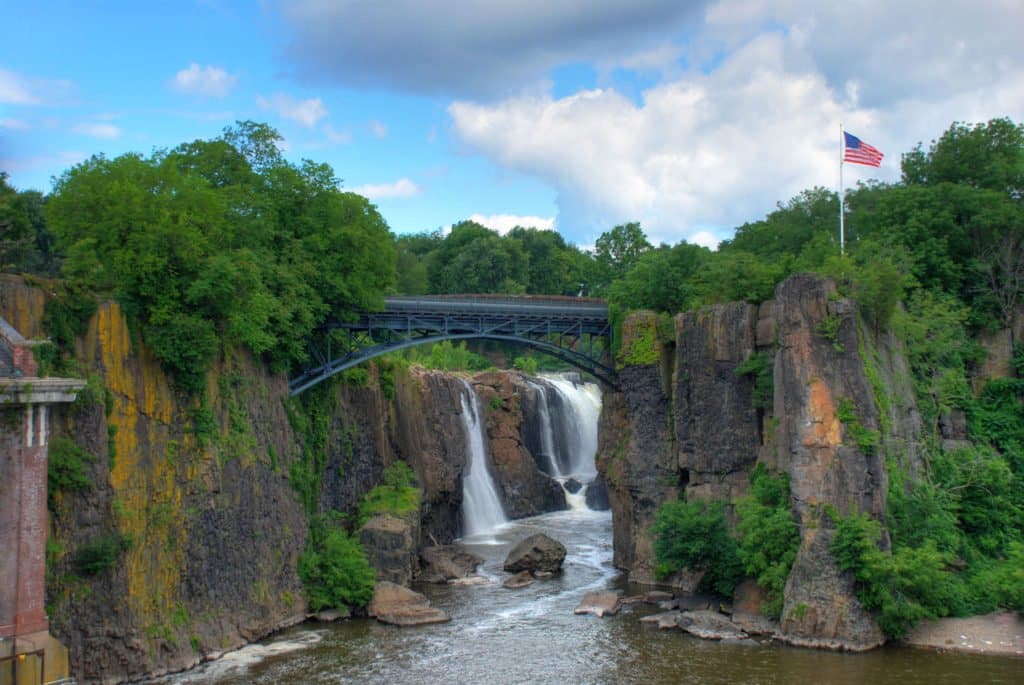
[459,380,508,538]
[528,374,602,510]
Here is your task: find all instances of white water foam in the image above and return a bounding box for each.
[459,380,509,539]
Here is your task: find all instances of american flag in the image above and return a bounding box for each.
[844,132,883,167]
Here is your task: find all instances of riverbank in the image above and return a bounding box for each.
[905,611,1023,657]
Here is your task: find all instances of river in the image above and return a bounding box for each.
[158,508,1019,685]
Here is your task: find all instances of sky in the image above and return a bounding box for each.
[1,1,1022,250]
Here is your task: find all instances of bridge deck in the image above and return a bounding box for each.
[289,295,616,394]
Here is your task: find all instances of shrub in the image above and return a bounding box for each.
[735,465,799,618]
[831,512,957,638]
[358,461,420,526]
[299,522,375,611]
[47,437,94,510]
[735,353,774,410]
[652,499,743,596]
[74,533,132,576]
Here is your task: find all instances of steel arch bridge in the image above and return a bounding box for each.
[288,295,617,395]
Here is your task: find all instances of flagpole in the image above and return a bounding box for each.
[839,123,845,256]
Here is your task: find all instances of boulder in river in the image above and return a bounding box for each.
[675,610,748,640]
[503,570,535,589]
[640,611,682,630]
[419,545,484,583]
[574,591,621,617]
[367,581,450,626]
[503,533,566,573]
[563,478,583,494]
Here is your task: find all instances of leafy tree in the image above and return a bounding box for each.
[299,515,376,611]
[590,222,652,296]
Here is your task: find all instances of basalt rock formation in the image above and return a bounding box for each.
[0,277,573,683]
[598,273,922,651]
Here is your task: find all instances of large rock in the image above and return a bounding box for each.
[773,275,887,650]
[418,545,483,584]
[675,610,748,640]
[584,475,611,511]
[503,533,566,573]
[359,514,418,586]
[574,591,622,617]
[367,581,450,626]
[474,373,567,518]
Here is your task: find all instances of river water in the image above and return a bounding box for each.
[162,509,1020,685]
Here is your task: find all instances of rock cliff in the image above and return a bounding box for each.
[598,273,922,650]
[0,277,570,683]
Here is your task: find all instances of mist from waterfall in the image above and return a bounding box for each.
[458,380,508,538]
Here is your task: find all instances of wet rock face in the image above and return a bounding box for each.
[473,373,566,519]
[418,545,483,584]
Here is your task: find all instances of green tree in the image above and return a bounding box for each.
[590,222,652,296]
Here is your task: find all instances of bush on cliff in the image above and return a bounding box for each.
[735,466,800,619]
[299,515,376,612]
[831,512,958,638]
[652,499,743,596]
[358,461,421,526]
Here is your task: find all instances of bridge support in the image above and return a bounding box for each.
[1,319,83,685]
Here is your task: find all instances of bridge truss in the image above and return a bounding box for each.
[288,296,617,395]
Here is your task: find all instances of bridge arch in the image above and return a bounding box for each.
[288,295,618,395]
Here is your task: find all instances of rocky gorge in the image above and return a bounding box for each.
[2,270,1015,683]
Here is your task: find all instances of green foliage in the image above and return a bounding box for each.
[651,499,743,596]
[285,382,337,516]
[735,465,799,618]
[407,340,492,372]
[44,121,396,393]
[47,437,95,510]
[513,355,539,375]
[734,352,774,410]
[299,515,376,611]
[617,315,661,367]
[74,532,132,576]
[358,461,421,526]
[835,398,880,455]
[831,513,955,638]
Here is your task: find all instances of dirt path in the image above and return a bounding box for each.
[905,611,1023,657]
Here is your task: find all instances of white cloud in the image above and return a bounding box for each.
[468,213,556,234]
[71,122,122,139]
[448,0,1024,245]
[172,63,238,97]
[323,124,351,144]
[0,69,39,105]
[256,93,328,128]
[369,119,388,138]
[0,118,30,130]
[348,177,421,199]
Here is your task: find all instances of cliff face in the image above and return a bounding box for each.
[599,273,920,650]
[0,278,567,683]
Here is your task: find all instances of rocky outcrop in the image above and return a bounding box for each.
[473,372,566,518]
[503,533,566,573]
[366,582,450,626]
[359,514,419,586]
[574,591,621,617]
[418,546,482,584]
[598,274,918,650]
[675,610,749,640]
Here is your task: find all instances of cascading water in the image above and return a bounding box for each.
[458,380,508,538]
[528,375,602,510]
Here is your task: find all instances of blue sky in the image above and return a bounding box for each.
[2,1,1022,249]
